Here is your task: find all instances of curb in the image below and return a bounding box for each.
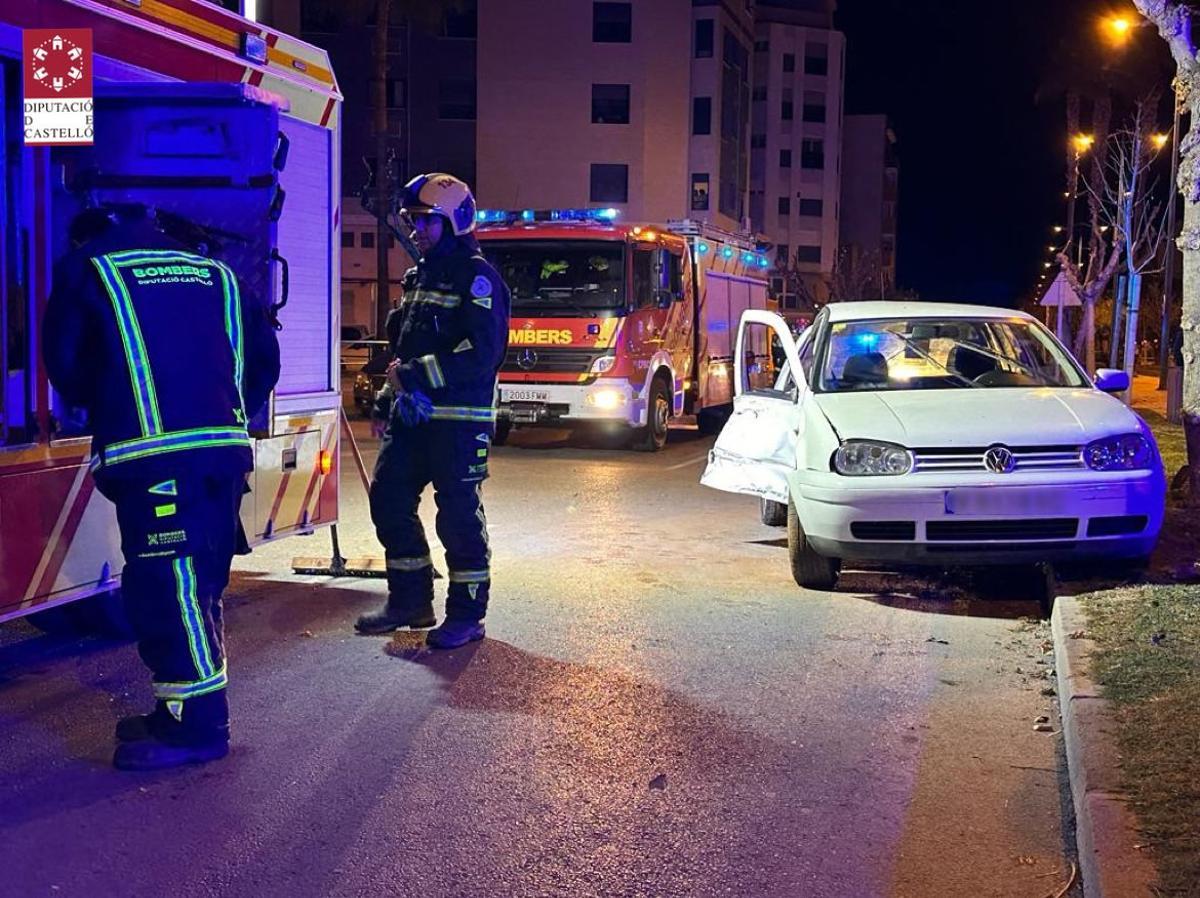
[1052,596,1158,898]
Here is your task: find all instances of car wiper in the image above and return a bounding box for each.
[891,333,979,388]
[536,288,597,318]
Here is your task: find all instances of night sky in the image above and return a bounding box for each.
[835,0,1174,307]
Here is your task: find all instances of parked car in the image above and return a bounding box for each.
[341,324,374,372]
[702,303,1166,592]
[353,350,391,415]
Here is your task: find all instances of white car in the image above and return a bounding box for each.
[702,302,1166,591]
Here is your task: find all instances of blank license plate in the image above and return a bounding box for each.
[944,488,1060,516]
[502,390,549,402]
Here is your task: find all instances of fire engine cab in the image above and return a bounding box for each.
[476,209,772,451]
[0,1,343,628]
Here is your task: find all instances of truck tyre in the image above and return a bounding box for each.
[493,420,512,446]
[632,376,671,452]
[788,498,839,590]
[760,497,788,527]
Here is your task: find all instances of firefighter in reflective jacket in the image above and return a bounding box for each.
[43,207,280,771]
[356,173,510,648]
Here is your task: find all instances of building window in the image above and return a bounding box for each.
[781,97,793,121]
[341,230,355,248]
[692,97,712,135]
[437,79,476,120]
[802,91,826,123]
[593,2,632,43]
[752,86,767,103]
[796,245,821,263]
[443,1,478,38]
[361,231,376,249]
[751,133,766,149]
[386,79,406,110]
[798,198,824,217]
[775,244,789,265]
[777,196,790,216]
[801,138,824,169]
[719,30,751,221]
[782,53,795,73]
[593,84,631,124]
[590,163,628,203]
[779,149,792,168]
[805,42,829,76]
[694,18,714,58]
[691,173,710,211]
[754,39,769,52]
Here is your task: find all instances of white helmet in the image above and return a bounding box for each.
[399,172,477,236]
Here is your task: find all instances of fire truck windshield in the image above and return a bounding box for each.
[482,240,625,314]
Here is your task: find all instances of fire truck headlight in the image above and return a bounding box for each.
[587,389,626,410]
[590,354,617,374]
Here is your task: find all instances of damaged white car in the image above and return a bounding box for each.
[701,303,1166,591]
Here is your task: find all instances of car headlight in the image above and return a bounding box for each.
[590,354,617,374]
[833,440,914,476]
[586,388,626,409]
[1084,433,1152,471]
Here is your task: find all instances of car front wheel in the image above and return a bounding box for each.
[788,499,839,590]
[760,497,787,527]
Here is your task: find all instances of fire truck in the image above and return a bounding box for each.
[475,210,772,450]
[0,1,343,629]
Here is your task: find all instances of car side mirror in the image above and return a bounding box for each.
[1094,368,1130,393]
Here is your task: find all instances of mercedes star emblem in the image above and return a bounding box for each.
[516,348,538,371]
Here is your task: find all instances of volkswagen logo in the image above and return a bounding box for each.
[516,348,538,371]
[984,445,1016,474]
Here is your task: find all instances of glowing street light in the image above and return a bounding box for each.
[1072,133,1095,155]
[1052,225,1064,233]
[1151,132,1170,150]
[1102,15,1134,47]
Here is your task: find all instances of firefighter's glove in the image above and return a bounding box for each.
[395,389,434,428]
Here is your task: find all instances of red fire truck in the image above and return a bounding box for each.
[476,210,772,450]
[0,1,343,629]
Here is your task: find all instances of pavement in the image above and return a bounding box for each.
[0,419,1084,898]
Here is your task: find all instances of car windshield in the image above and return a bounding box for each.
[815,317,1087,392]
[482,240,625,313]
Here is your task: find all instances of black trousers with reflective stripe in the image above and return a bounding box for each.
[369,419,494,621]
[103,473,245,731]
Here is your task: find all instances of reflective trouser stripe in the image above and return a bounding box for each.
[91,255,163,436]
[448,569,490,584]
[410,289,460,308]
[98,427,251,468]
[386,555,433,571]
[172,556,216,679]
[153,664,228,701]
[429,406,497,423]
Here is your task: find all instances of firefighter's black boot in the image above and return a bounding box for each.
[115,701,173,743]
[113,691,230,772]
[426,618,486,649]
[355,567,436,634]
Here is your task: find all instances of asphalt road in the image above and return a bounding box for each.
[0,419,1082,898]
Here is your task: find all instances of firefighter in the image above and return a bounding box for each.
[43,205,280,771]
[356,173,510,648]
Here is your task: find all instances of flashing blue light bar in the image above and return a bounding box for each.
[549,207,620,222]
[721,246,734,259]
[476,207,621,225]
[757,256,769,268]
[697,242,710,255]
[742,252,755,264]
[476,209,509,224]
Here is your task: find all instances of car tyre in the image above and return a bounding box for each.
[760,497,788,527]
[788,498,839,590]
[632,377,670,452]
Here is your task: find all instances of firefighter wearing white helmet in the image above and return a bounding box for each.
[356,173,511,649]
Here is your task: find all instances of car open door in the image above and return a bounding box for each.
[701,310,807,503]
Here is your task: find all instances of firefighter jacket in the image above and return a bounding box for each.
[386,235,510,424]
[43,217,281,484]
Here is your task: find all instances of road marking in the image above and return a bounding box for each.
[664,453,709,471]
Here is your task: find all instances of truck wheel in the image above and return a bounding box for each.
[760,497,788,527]
[493,420,512,446]
[788,499,839,590]
[632,377,671,452]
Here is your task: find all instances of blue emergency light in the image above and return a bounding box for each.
[697,242,710,254]
[475,207,620,225]
[721,246,734,259]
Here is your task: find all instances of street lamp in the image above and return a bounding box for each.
[1102,15,1134,47]
[1151,132,1170,151]
[1072,133,1096,155]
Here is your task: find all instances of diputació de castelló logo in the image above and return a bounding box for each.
[23,29,94,146]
